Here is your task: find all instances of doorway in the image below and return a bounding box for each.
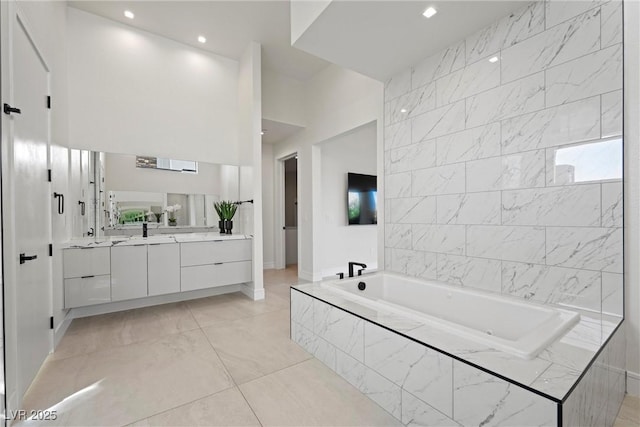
[284,157,297,272]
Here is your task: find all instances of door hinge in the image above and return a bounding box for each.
[47,96,51,109]
[49,244,53,257]
[50,316,54,330]
[47,169,52,182]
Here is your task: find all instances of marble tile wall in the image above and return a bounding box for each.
[291,289,559,426]
[384,0,623,316]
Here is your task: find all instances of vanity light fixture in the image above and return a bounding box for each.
[124,10,135,19]
[489,56,499,63]
[422,6,437,18]
[198,35,207,44]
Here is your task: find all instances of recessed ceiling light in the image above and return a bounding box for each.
[489,56,499,63]
[197,35,207,44]
[422,7,437,18]
[400,108,408,113]
[124,10,135,19]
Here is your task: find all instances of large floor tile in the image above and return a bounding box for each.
[52,302,199,360]
[239,358,402,426]
[20,330,234,426]
[187,291,289,328]
[202,309,311,384]
[128,387,259,426]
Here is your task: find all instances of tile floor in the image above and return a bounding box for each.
[15,265,639,426]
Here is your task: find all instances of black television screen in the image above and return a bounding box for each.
[347,173,377,225]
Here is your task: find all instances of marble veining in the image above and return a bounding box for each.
[437,123,501,166]
[436,57,500,107]
[389,196,436,224]
[387,138,436,174]
[601,90,623,138]
[546,226,623,273]
[412,41,466,89]
[411,100,465,142]
[467,225,546,264]
[389,248,437,281]
[437,191,501,225]
[412,163,465,196]
[601,1,623,49]
[412,224,465,255]
[436,254,502,292]
[601,182,623,228]
[384,120,411,151]
[401,390,460,427]
[386,82,436,125]
[313,300,364,361]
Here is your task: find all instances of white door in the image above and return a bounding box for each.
[12,16,52,398]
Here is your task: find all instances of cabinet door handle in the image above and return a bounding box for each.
[80,275,95,279]
[53,192,64,214]
[19,253,37,264]
[213,262,223,265]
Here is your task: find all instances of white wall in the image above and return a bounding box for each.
[237,42,264,298]
[319,122,377,277]
[270,64,384,281]
[624,0,640,396]
[262,68,306,126]
[67,8,240,165]
[262,143,275,268]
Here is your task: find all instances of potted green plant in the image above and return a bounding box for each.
[214,201,237,234]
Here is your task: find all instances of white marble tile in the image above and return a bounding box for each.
[412,41,466,89]
[546,0,605,29]
[413,224,465,255]
[501,261,601,311]
[501,7,601,83]
[389,249,437,280]
[385,120,411,151]
[453,361,556,426]
[412,163,465,196]
[601,0,623,48]
[386,172,412,198]
[389,197,437,224]
[388,139,436,173]
[466,151,545,192]
[386,83,436,125]
[411,100,465,142]
[436,254,501,292]
[385,224,412,250]
[602,272,623,316]
[384,248,392,270]
[292,321,337,370]
[436,57,500,107]
[401,390,460,427]
[336,350,402,420]
[291,290,313,331]
[313,300,364,361]
[466,72,545,128]
[546,226,623,272]
[502,184,601,227]
[467,225,546,264]
[466,1,545,63]
[385,68,411,101]
[530,364,581,400]
[437,192,500,225]
[364,323,453,417]
[437,123,500,166]
[501,96,601,154]
[546,44,623,107]
[601,90,623,138]
[602,181,622,227]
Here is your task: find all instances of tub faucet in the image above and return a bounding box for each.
[348,262,367,278]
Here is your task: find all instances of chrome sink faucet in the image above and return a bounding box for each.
[348,262,367,278]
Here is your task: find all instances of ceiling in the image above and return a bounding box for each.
[292,0,525,80]
[261,119,304,144]
[68,0,331,81]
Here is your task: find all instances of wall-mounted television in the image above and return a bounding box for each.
[347,173,377,225]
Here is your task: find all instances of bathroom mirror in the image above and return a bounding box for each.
[69,150,241,237]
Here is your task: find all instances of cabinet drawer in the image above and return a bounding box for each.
[64,275,111,308]
[63,247,110,278]
[180,240,251,267]
[148,243,180,296]
[181,261,252,292]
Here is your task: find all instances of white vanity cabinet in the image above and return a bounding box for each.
[180,239,252,292]
[63,247,111,308]
[111,245,148,301]
[147,243,180,296]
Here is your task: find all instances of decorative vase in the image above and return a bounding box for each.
[154,213,163,223]
[224,220,233,234]
[169,218,177,226]
[218,220,225,234]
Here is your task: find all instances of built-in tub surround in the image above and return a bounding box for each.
[291,276,625,426]
[383,0,624,318]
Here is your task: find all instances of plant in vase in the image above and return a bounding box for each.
[214,201,237,234]
[165,204,181,226]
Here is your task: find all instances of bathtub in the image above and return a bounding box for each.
[320,272,580,359]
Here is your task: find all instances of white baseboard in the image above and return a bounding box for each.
[53,313,73,348]
[263,261,275,270]
[628,371,640,396]
[242,283,265,300]
[299,269,322,282]
[69,284,242,319]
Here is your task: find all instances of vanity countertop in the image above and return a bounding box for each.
[62,233,251,249]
